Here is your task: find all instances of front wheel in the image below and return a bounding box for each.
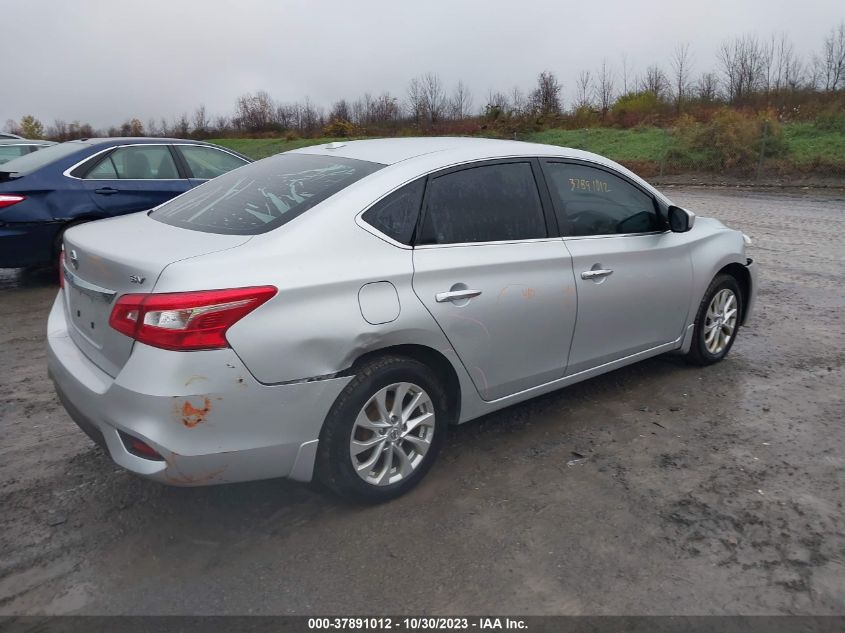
[686,274,742,366]
[315,355,448,502]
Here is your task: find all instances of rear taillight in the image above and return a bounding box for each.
[108,286,277,351]
[0,194,25,209]
[58,250,65,290]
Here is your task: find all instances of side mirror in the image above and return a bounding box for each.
[668,205,696,233]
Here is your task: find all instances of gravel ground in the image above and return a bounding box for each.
[0,187,843,615]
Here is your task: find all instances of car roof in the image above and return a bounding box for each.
[290,136,613,168]
[0,138,55,145]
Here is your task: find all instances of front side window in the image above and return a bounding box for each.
[543,162,661,236]
[177,145,248,179]
[361,179,425,245]
[418,162,546,245]
[85,145,180,180]
[151,153,384,235]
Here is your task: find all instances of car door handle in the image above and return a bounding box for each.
[581,269,614,280]
[94,187,119,195]
[435,289,482,303]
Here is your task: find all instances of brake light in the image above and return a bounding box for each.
[108,286,276,351]
[0,194,25,209]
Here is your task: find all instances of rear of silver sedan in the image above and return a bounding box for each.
[46,153,383,486]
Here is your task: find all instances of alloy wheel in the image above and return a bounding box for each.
[704,288,738,355]
[349,382,436,486]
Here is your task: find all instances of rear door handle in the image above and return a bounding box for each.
[581,269,614,280]
[94,187,119,195]
[435,289,482,303]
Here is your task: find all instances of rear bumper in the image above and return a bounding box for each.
[47,293,351,486]
[0,221,58,268]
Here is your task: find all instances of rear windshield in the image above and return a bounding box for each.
[0,141,85,175]
[150,153,384,235]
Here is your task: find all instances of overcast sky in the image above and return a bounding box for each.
[2,0,842,129]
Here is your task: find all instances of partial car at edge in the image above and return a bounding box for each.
[46,137,757,502]
[0,137,250,268]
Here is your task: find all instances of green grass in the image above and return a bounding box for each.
[211,124,845,172]
[208,137,366,160]
[782,122,845,166]
[522,127,673,162]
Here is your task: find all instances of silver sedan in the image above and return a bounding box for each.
[48,138,757,501]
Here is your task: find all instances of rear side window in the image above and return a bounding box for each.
[0,145,31,165]
[177,145,248,179]
[362,179,425,245]
[417,162,546,245]
[543,162,661,236]
[0,141,85,175]
[85,146,180,180]
[151,153,384,235]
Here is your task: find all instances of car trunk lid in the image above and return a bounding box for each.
[61,212,252,377]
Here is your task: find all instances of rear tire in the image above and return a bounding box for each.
[316,355,448,503]
[686,274,743,366]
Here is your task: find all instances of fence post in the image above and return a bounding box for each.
[756,121,768,181]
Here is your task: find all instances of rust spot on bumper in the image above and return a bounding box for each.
[177,397,212,428]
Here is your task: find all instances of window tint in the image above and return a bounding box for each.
[178,145,248,179]
[544,162,661,236]
[86,145,179,180]
[0,145,30,165]
[151,153,384,235]
[418,162,546,245]
[362,179,425,245]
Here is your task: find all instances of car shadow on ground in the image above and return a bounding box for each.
[57,352,690,524]
[0,267,57,290]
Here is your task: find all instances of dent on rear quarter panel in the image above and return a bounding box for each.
[155,203,465,389]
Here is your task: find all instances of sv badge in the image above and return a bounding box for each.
[129,275,146,285]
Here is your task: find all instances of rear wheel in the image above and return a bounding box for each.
[316,355,448,502]
[686,274,742,366]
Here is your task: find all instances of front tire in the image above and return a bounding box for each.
[316,355,448,502]
[686,274,742,366]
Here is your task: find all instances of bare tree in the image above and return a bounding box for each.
[213,115,231,135]
[330,99,352,122]
[771,33,804,91]
[449,80,474,119]
[510,86,527,116]
[575,70,593,109]
[484,89,510,119]
[718,34,765,103]
[529,71,563,116]
[670,43,693,113]
[620,53,631,94]
[174,113,190,137]
[192,105,209,136]
[235,91,275,132]
[594,60,615,116]
[420,73,446,124]
[814,20,845,91]
[640,65,669,100]
[695,72,720,103]
[406,76,426,125]
[48,119,68,141]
